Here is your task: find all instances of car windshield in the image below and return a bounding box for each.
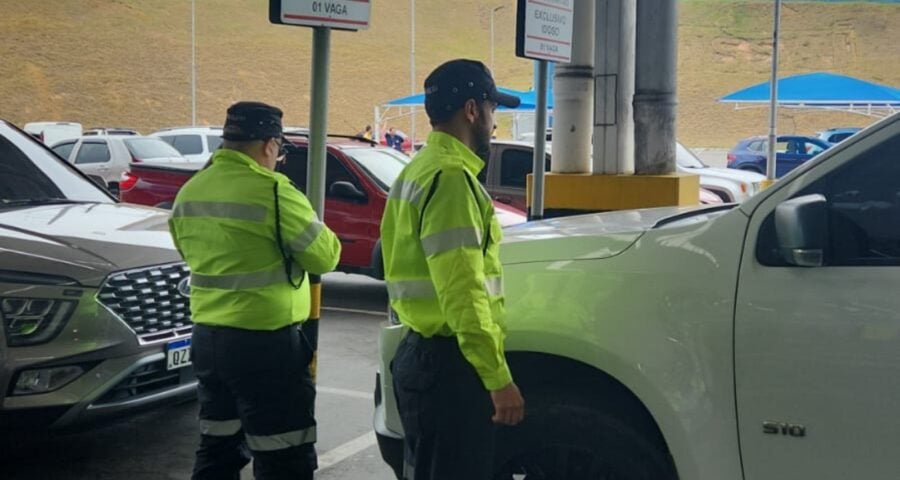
[343,147,410,191]
[676,143,707,168]
[124,137,184,160]
[0,123,112,206]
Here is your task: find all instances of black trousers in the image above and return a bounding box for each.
[191,323,317,480]
[391,331,496,480]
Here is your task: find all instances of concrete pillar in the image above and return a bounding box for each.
[551,0,595,174]
[634,0,678,174]
[593,0,636,175]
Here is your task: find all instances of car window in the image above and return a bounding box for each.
[169,135,203,155]
[158,135,176,146]
[831,132,853,143]
[748,140,764,152]
[325,154,363,197]
[52,141,76,161]
[802,141,825,156]
[775,141,791,154]
[278,147,308,191]
[0,126,111,203]
[343,147,409,191]
[499,148,549,188]
[124,138,182,160]
[757,134,900,267]
[206,135,223,152]
[74,142,110,164]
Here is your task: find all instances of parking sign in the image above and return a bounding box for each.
[269,0,371,30]
[516,0,573,63]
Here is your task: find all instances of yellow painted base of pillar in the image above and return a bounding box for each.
[759,178,776,190]
[526,173,700,213]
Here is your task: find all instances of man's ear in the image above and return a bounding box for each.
[463,99,479,124]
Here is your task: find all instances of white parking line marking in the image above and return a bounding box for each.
[322,306,386,317]
[317,431,378,471]
[318,386,372,400]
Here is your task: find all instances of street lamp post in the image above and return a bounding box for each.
[766,0,782,184]
[490,4,505,71]
[410,0,416,144]
[191,0,196,126]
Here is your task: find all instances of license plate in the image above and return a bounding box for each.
[166,338,192,370]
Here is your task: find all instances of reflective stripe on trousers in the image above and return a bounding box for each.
[245,426,317,452]
[200,418,242,437]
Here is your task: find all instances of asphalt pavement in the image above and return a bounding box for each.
[1,273,396,480]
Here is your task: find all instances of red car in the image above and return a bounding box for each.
[120,135,525,278]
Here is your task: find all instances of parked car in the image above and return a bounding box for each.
[149,126,224,163]
[121,135,525,279]
[816,127,862,145]
[84,127,140,136]
[727,135,830,177]
[23,121,82,146]
[0,119,196,430]
[376,113,900,479]
[485,140,763,212]
[51,135,187,194]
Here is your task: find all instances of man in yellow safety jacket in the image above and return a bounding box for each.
[380,59,524,480]
[169,101,341,480]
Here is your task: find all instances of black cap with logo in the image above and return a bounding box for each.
[424,59,521,123]
[222,101,284,141]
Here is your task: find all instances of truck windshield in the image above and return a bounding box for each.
[0,123,112,206]
[344,147,410,191]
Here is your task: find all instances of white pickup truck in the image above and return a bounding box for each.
[375,113,900,479]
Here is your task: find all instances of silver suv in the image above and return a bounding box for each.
[0,120,196,430]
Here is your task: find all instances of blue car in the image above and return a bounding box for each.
[726,135,831,177]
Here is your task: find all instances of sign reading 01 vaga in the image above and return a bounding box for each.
[269,0,371,31]
[515,0,573,63]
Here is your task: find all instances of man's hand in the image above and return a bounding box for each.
[490,382,525,426]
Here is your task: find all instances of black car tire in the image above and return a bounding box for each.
[494,389,677,480]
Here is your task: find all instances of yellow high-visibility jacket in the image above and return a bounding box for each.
[169,148,341,330]
[381,131,510,390]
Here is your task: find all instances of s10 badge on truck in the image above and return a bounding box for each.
[763,421,806,437]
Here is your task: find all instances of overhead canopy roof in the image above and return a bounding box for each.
[719,72,900,116]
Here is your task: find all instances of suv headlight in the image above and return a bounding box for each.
[1,298,76,347]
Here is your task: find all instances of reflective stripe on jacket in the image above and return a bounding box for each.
[169,148,341,330]
[380,131,510,390]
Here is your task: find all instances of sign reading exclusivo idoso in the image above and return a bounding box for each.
[515,0,573,63]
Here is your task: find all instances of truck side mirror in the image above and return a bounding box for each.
[328,181,367,203]
[775,194,828,267]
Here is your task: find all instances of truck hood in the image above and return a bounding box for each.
[0,203,181,287]
[500,205,711,264]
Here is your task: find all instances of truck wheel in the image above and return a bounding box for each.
[494,390,677,480]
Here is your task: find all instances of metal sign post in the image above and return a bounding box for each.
[766,0,782,186]
[269,0,370,380]
[516,0,572,220]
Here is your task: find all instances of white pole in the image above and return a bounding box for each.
[491,5,505,72]
[191,0,196,126]
[766,0,782,181]
[410,0,416,145]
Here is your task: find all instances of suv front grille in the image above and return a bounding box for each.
[98,263,192,342]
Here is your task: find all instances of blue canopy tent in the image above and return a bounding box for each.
[719,72,900,118]
[374,87,541,141]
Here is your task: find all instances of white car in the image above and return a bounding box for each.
[376,114,900,479]
[676,141,764,202]
[149,126,224,163]
[23,121,82,146]
[51,135,187,193]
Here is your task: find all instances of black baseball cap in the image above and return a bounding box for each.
[222,101,283,141]
[424,59,520,123]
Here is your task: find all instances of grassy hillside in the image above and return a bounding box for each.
[1,0,898,147]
